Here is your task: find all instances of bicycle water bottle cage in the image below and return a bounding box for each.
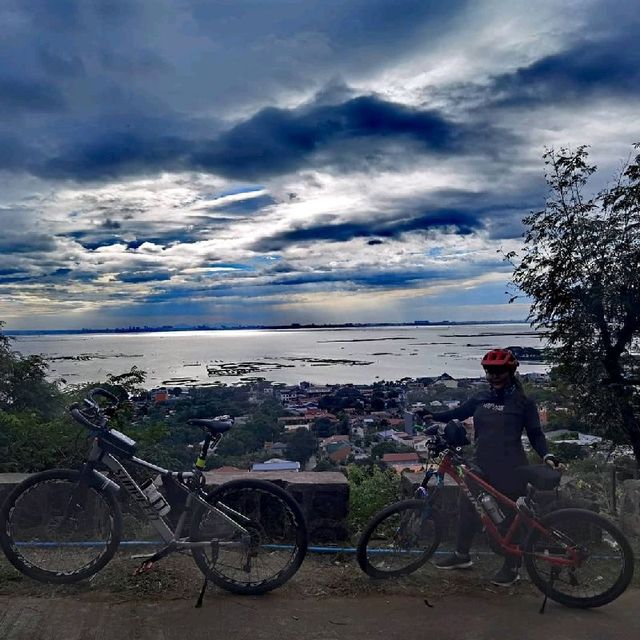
[97,429,137,459]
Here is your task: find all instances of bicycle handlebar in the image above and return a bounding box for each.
[70,405,105,430]
[69,387,121,430]
[87,387,120,407]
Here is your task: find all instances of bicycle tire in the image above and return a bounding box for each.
[523,508,634,608]
[0,469,122,584]
[190,478,307,595]
[356,499,441,579]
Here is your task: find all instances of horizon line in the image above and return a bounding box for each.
[4,319,531,335]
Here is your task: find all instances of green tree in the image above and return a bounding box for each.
[0,323,62,418]
[508,144,640,466]
[312,416,335,438]
[285,428,316,465]
[371,440,413,459]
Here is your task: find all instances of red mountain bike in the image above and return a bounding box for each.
[356,422,634,608]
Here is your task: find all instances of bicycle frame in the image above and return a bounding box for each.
[83,438,251,551]
[426,451,576,568]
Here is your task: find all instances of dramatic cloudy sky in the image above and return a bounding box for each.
[1,0,639,330]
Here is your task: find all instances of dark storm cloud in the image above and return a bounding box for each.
[0,233,57,254]
[116,270,173,284]
[270,269,450,288]
[9,267,100,285]
[29,94,494,182]
[100,218,121,230]
[251,186,547,251]
[0,135,32,171]
[36,132,191,181]
[62,227,204,251]
[0,77,66,114]
[37,48,85,79]
[252,208,483,252]
[191,96,468,180]
[489,30,640,108]
[0,0,470,182]
[63,232,123,251]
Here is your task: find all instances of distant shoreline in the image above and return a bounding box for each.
[6,320,530,337]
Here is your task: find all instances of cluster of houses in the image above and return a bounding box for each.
[250,376,477,473]
[147,370,602,475]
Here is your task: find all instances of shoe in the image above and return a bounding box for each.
[491,562,520,587]
[434,552,473,570]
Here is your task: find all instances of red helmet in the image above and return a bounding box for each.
[481,348,519,370]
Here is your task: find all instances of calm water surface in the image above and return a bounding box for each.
[12,324,546,387]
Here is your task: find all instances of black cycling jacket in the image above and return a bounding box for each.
[429,385,548,492]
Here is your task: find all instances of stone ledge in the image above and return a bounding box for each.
[203,471,348,485]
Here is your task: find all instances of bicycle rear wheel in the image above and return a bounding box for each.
[524,508,634,608]
[356,499,441,578]
[190,479,307,595]
[0,469,122,583]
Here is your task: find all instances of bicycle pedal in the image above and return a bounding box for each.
[130,553,156,560]
[133,560,155,575]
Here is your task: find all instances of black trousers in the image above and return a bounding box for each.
[455,471,525,567]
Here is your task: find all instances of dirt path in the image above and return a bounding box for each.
[1,590,639,640]
[1,554,638,639]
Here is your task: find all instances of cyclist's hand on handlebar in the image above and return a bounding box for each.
[544,453,563,470]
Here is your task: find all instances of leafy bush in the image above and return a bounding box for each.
[550,441,588,460]
[347,464,400,534]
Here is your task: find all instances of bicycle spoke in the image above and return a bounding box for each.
[524,509,633,607]
[193,484,302,591]
[1,472,120,583]
[361,502,438,576]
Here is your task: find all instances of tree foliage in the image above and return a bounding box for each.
[371,440,413,459]
[508,144,640,465]
[347,464,400,533]
[285,428,317,465]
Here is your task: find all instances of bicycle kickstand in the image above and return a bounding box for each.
[539,567,559,614]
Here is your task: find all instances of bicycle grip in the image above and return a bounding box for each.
[70,406,103,431]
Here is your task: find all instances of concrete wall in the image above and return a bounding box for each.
[0,471,351,543]
[0,471,611,547]
[203,471,350,542]
[620,479,640,537]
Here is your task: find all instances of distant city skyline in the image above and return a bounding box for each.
[4,318,530,335]
[1,1,639,330]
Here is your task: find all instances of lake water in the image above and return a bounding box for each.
[11,324,546,388]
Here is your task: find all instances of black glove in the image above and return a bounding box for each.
[543,453,561,469]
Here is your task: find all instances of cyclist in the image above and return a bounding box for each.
[419,348,559,587]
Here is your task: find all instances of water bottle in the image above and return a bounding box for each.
[478,492,504,525]
[140,479,171,517]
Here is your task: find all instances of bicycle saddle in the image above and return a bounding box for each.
[187,418,232,434]
[516,464,561,491]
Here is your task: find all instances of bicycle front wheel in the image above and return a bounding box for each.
[524,508,634,608]
[0,469,122,584]
[356,499,441,579]
[190,479,307,595]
